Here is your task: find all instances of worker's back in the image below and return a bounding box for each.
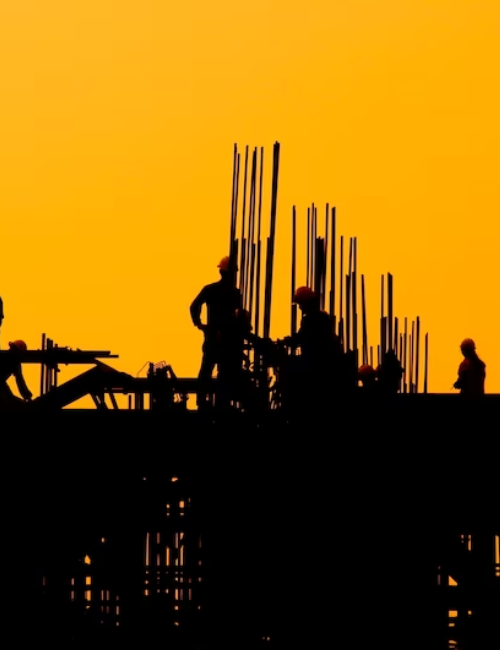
[191,279,241,333]
[377,351,404,393]
[299,309,338,361]
[458,355,486,395]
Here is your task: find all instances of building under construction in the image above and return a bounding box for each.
[1,143,499,648]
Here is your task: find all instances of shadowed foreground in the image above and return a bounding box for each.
[3,394,499,648]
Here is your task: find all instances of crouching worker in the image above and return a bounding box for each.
[0,340,33,411]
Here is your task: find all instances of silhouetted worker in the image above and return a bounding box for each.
[0,296,4,348]
[224,308,261,361]
[376,349,404,393]
[454,338,486,395]
[216,308,269,408]
[0,339,33,409]
[284,286,342,406]
[358,364,378,392]
[190,256,242,409]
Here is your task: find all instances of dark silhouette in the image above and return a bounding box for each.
[216,308,267,409]
[285,287,342,359]
[283,286,343,406]
[377,349,404,393]
[2,144,497,650]
[358,363,378,392]
[0,295,4,330]
[0,339,33,409]
[454,338,486,395]
[190,256,242,409]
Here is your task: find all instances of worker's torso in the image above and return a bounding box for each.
[299,310,336,359]
[459,357,486,394]
[203,281,241,332]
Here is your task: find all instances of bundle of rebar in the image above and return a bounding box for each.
[228,143,429,393]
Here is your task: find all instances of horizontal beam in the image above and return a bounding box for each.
[118,377,205,394]
[0,350,118,364]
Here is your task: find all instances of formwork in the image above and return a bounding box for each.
[3,397,499,648]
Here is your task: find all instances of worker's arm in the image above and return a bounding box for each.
[454,367,466,389]
[454,368,466,389]
[190,287,207,329]
[283,330,302,349]
[245,332,272,347]
[234,288,243,311]
[13,367,32,401]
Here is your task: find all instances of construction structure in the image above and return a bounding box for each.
[1,143,498,648]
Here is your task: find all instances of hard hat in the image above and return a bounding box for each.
[460,338,475,350]
[218,256,238,272]
[9,340,27,351]
[358,364,376,378]
[292,286,315,304]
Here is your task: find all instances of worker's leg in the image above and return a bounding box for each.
[197,349,216,409]
[216,350,236,411]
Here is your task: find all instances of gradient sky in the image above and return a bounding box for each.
[1,0,499,403]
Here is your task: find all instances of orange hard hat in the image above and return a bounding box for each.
[358,364,376,378]
[218,256,238,272]
[293,286,315,304]
[9,340,27,351]
[460,338,475,351]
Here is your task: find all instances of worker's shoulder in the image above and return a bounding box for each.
[319,309,333,322]
[200,281,222,294]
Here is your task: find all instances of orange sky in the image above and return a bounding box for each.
[1,0,499,404]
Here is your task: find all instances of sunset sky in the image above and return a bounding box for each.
[1,0,499,403]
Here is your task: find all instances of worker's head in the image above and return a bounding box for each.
[358,364,377,384]
[217,256,238,279]
[292,286,317,313]
[9,340,27,353]
[460,338,476,358]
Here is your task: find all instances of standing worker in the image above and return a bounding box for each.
[0,296,4,347]
[376,350,404,394]
[283,286,342,408]
[0,340,33,410]
[190,256,242,409]
[454,338,486,395]
[217,308,266,409]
